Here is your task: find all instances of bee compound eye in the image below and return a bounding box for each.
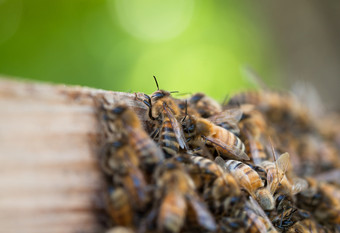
[230,196,239,204]
[152,92,164,99]
[112,141,123,148]
[190,93,204,103]
[112,106,126,115]
[277,195,285,202]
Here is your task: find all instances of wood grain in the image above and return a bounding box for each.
[0,78,148,233]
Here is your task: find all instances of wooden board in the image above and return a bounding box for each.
[0,78,148,233]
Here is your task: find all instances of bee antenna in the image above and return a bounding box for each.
[170,91,179,94]
[222,94,229,107]
[181,100,188,122]
[269,136,279,184]
[153,75,159,90]
[279,206,284,228]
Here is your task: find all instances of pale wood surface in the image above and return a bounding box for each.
[0,78,148,233]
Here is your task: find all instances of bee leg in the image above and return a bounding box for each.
[150,128,160,140]
[135,93,156,120]
[279,206,285,228]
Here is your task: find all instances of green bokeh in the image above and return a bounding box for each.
[0,0,277,101]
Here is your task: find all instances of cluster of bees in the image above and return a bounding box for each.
[98,77,340,233]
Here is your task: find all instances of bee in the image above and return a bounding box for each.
[243,132,272,166]
[181,114,249,160]
[205,171,243,217]
[189,155,225,186]
[136,76,188,158]
[270,176,309,231]
[260,152,290,195]
[297,178,340,226]
[107,187,134,227]
[155,162,216,233]
[228,90,311,130]
[188,92,222,118]
[219,197,278,233]
[101,141,149,210]
[216,156,275,210]
[100,103,165,178]
[207,107,243,136]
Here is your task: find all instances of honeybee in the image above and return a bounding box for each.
[188,92,222,118]
[155,162,217,233]
[243,132,272,166]
[205,171,243,217]
[216,156,275,210]
[228,90,311,130]
[208,108,243,136]
[99,103,165,178]
[260,152,290,195]
[219,197,278,233]
[270,176,309,230]
[101,141,149,210]
[181,114,249,160]
[189,155,224,186]
[107,187,134,227]
[136,76,188,158]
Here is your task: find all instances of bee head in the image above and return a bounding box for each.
[151,90,170,101]
[111,104,128,116]
[190,93,205,104]
[256,188,275,210]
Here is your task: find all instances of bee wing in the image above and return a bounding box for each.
[204,136,250,160]
[276,152,290,175]
[245,197,277,233]
[267,152,290,194]
[186,195,217,232]
[244,130,263,166]
[291,177,308,195]
[214,156,227,171]
[163,103,189,150]
[209,108,243,124]
[208,109,242,134]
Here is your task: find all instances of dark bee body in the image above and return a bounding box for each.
[101,141,149,210]
[189,92,222,118]
[285,219,333,233]
[155,162,216,233]
[100,103,164,179]
[182,115,248,160]
[159,111,181,158]
[219,198,278,233]
[107,187,134,227]
[137,87,188,158]
[297,178,340,226]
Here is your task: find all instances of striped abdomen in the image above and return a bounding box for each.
[129,129,164,173]
[246,139,269,164]
[108,188,133,226]
[228,91,262,106]
[160,116,180,158]
[190,155,223,177]
[225,160,263,193]
[213,125,246,157]
[121,166,148,209]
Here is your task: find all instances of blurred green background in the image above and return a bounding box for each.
[1,0,340,106]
